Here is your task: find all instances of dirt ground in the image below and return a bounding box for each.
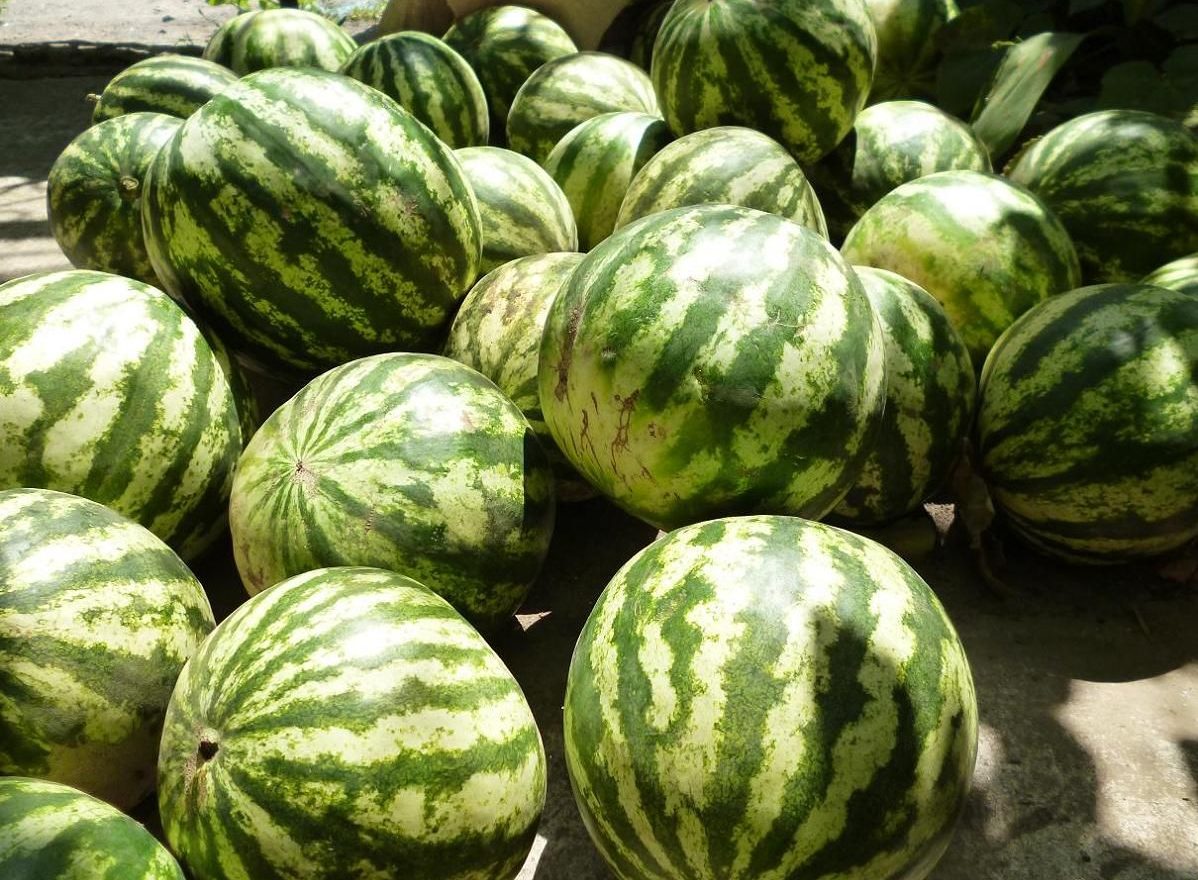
[1,69,1196,880]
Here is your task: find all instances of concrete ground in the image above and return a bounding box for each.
[2,4,1197,879]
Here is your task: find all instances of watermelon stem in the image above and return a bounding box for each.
[118,176,140,202]
[198,740,219,761]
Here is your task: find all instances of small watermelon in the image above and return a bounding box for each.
[615,125,827,235]
[506,51,660,164]
[455,145,578,275]
[864,0,959,101]
[565,514,978,880]
[832,267,976,525]
[543,111,673,251]
[1006,109,1198,283]
[47,112,182,287]
[202,8,356,75]
[0,489,214,809]
[158,567,546,880]
[443,252,592,500]
[229,353,555,628]
[978,282,1198,563]
[340,31,489,148]
[651,0,877,164]
[1143,254,1198,297]
[540,204,886,531]
[0,777,184,879]
[89,55,238,123]
[842,170,1081,368]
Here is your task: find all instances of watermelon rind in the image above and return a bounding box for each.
[863,0,959,102]
[1142,253,1198,298]
[202,8,356,76]
[89,55,239,123]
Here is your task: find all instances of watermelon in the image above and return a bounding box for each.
[842,170,1081,368]
[0,777,184,879]
[443,252,591,499]
[88,55,238,123]
[627,0,672,71]
[47,112,182,288]
[651,0,877,165]
[455,146,578,276]
[0,270,243,561]
[543,111,673,251]
[614,125,828,236]
[157,566,546,880]
[977,282,1198,563]
[0,488,214,809]
[202,8,356,76]
[1006,110,1198,283]
[443,4,577,136]
[539,204,886,531]
[506,52,660,165]
[141,67,481,374]
[564,514,978,880]
[1143,254,1198,297]
[864,0,958,101]
[808,100,991,242]
[228,353,555,627]
[832,267,975,525]
[340,31,489,149]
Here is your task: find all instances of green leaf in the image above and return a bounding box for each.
[1123,0,1166,23]
[937,0,1026,51]
[935,47,1006,116]
[1154,3,1198,39]
[1097,50,1198,121]
[970,31,1086,159]
[1068,0,1107,15]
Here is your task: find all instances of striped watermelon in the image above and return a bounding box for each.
[539,204,886,531]
[544,111,673,251]
[614,125,828,236]
[564,514,978,880]
[202,8,356,75]
[0,270,243,561]
[0,488,214,809]
[141,67,482,373]
[978,282,1198,563]
[455,146,578,276]
[832,267,975,525]
[1143,254,1198,297]
[651,0,877,165]
[842,170,1081,368]
[443,4,577,136]
[864,0,958,101]
[0,777,184,879]
[506,52,660,164]
[340,31,489,149]
[229,353,555,627]
[627,0,672,70]
[1006,110,1198,283]
[443,252,591,499]
[89,55,238,123]
[157,566,547,880]
[809,100,991,242]
[47,112,182,287]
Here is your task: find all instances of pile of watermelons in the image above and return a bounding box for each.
[1,0,1196,877]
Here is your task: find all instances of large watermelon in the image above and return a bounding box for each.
[89,55,238,123]
[443,4,577,135]
[543,111,673,251]
[1143,253,1198,297]
[977,282,1198,563]
[863,0,958,101]
[0,488,214,809]
[443,252,591,499]
[842,170,1081,367]
[651,0,877,164]
[455,145,578,275]
[539,204,886,531]
[614,125,828,236]
[202,8,356,75]
[340,31,489,149]
[506,52,660,164]
[809,99,991,242]
[1006,109,1198,283]
[228,353,555,628]
[157,566,546,880]
[0,270,243,560]
[141,67,482,373]
[0,777,184,880]
[564,515,978,880]
[47,112,182,287]
[832,268,975,525]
